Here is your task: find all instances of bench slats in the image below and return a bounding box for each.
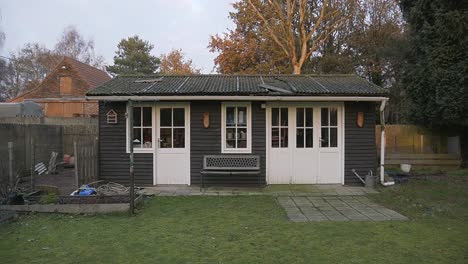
[203,155,260,171]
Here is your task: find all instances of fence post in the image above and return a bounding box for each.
[94,137,98,181]
[30,138,35,191]
[8,142,14,187]
[74,141,79,188]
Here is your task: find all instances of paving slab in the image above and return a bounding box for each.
[277,196,408,222]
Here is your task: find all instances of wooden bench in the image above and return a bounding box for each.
[200,155,260,187]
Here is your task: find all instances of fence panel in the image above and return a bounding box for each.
[75,138,98,186]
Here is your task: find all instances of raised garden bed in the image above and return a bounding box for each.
[0,195,143,214]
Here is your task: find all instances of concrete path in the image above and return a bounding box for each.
[278,196,408,222]
[141,184,378,197]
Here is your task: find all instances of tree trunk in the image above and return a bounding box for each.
[293,65,301,74]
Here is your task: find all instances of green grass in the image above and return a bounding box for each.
[1,172,468,263]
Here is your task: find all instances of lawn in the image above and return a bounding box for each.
[1,171,467,264]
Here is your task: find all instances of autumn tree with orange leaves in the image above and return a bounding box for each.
[160,49,201,74]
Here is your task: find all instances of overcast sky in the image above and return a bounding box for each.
[0,0,235,73]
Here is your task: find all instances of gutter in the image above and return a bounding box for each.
[86,95,389,102]
[379,99,395,186]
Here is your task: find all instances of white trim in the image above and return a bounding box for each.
[125,103,155,154]
[221,102,252,154]
[88,95,389,102]
[341,103,346,185]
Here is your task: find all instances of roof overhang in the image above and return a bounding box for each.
[86,95,389,102]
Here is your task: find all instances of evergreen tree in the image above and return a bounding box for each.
[107,36,160,75]
[400,0,467,128]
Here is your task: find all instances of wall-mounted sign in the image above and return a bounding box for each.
[356,112,364,128]
[203,112,210,128]
[106,109,118,124]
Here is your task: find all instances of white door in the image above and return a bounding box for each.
[267,107,292,183]
[267,103,343,184]
[318,106,342,184]
[155,104,190,185]
[292,107,318,184]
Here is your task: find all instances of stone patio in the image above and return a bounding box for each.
[277,196,408,222]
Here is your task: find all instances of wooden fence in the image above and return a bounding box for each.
[376,125,458,154]
[376,125,462,168]
[74,138,98,187]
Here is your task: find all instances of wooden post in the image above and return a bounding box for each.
[94,137,98,181]
[128,100,135,215]
[30,138,35,191]
[8,142,14,187]
[74,141,79,188]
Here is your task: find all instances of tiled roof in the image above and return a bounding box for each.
[87,74,387,97]
[63,57,111,88]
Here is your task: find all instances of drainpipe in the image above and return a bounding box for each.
[380,99,394,186]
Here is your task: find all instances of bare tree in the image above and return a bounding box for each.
[54,25,105,68]
[246,0,357,74]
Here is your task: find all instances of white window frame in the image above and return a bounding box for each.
[126,103,155,153]
[320,107,339,148]
[271,107,289,148]
[221,102,252,153]
[296,107,314,149]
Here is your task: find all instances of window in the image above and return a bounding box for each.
[222,103,251,153]
[159,107,185,148]
[296,108,313,148]
[131,106,153,150]
[59,76,72,94]
[271,107,288,148]
[320,107,338,147]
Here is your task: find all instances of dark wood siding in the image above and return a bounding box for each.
[344,102,377,185]
[98,101,153,185]
[190,101,266,185]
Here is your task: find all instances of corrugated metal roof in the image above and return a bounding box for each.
[87,74,387,97]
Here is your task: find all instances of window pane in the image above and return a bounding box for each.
[330,108,337,126]
[272,128,279,148]
[142,128,152,148]
[237,140,247,148]
[321,108,328,126]
[142,107,152,126]
[296,128,304,148]
[306,128,313,148]
[281,127,288,148]
[281,108,288,126]
[173,108,185,127]
[321,128,329,147]
[305,108,313,127]
[330,128,337,147]
[237,107,247,126]
[173,128,185,148]
[226,128,236,141]
[237,128,247,141]
[133,128,141,148]
[271,108,279,126]
[160,128,172,148]
[226,140,236,148]
[160,108,171,127]
[226,107,235,126]
[133,107,141,126]
[296,108,304,127]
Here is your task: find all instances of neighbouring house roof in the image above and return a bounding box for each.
[64,57,111,88]
[86,74,387,97]
[8,56,111,102]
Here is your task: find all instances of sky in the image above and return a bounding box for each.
[0,0,235,73]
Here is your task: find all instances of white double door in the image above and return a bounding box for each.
[266,103,343,184]
[154,104,190,185]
